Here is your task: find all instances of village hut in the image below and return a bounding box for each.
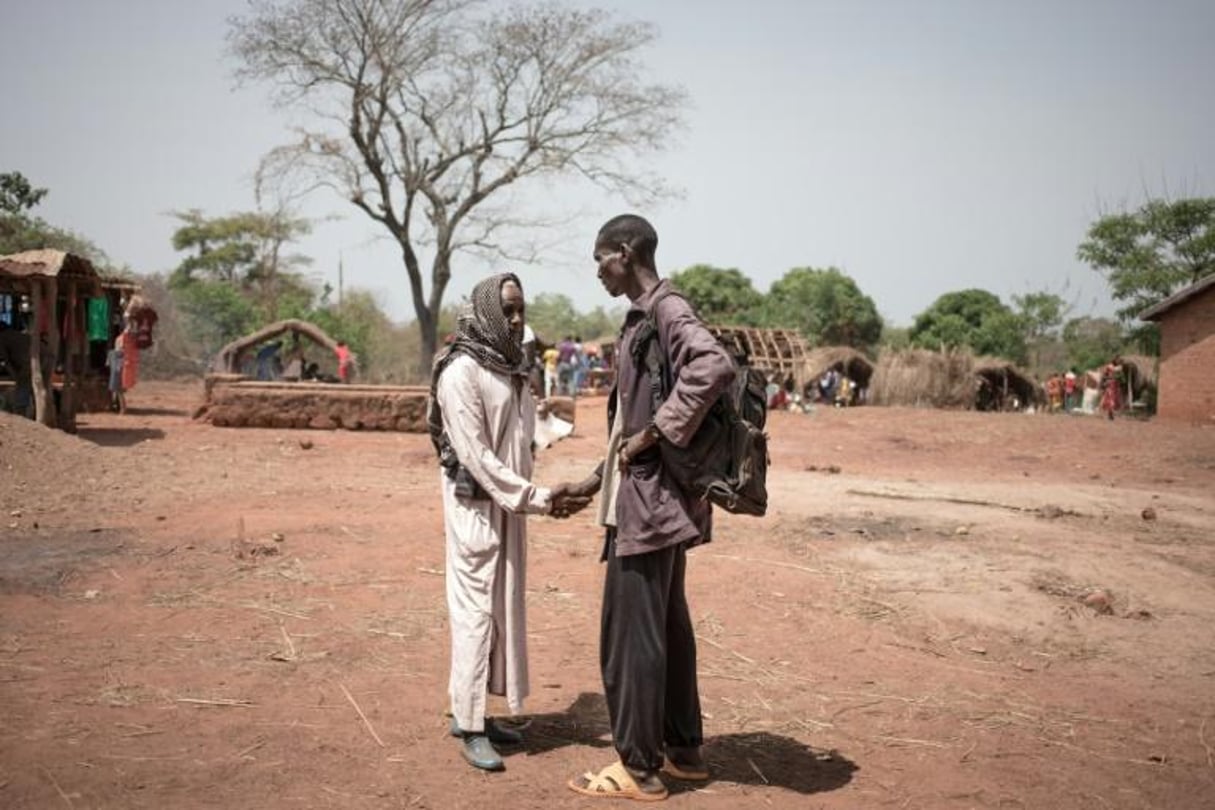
[800,346,874,403]
[211,319,341,377]
[868,349,976,408]
[0,249,140,430]
[972,358,1044,412]
[1117,353,1158,407]
[1139,274,1215,421]
[869,348,1039,411]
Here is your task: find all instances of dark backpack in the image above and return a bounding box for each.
[631,291,769,516]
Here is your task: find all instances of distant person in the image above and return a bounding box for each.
[819,368,838,403]
[1063,370,1077,412]
[106,332,126,414]
[119,325,140,400]
[556,335,576,396]
[835,375,853,408]
[1046,374,1063,413]
[1100,356,1124,420]
[255,341,283,381]
[542,344,559,398]
[282,346,305,382]
[571,335,588,395]
[335,341,356,383]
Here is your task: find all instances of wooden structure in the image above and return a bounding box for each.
[211,319,341,375]
[0,250,136,431]
[1140,275,1215,422]
[707,326,810,389]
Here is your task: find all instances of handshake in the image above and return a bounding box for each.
[546,473,602,519]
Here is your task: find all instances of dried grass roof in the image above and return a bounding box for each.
[0,249,99,280]
[212,319,341,373]
[869,348,1041,410]
[802,346,874,386]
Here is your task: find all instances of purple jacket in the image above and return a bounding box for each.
[608,280,736,556]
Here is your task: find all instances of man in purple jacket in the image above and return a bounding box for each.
[568,214,736,801]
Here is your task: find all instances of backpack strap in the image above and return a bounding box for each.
[629,288,678,418]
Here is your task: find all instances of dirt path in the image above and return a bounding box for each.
[2,382,1214,808]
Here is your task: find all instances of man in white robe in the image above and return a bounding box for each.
[429,272,589,771]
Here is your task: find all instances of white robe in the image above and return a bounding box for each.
[436,354,552,731]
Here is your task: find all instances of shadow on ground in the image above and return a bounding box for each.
[76,427,166,447]
[514,692,857,797]
[123,405,189,417]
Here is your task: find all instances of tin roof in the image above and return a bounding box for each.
[1139,274,1215,321]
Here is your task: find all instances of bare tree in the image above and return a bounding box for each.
[229,0,686,370]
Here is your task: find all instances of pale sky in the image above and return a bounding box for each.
[3,0,1212,327]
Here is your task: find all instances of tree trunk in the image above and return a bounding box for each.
[418,317,438,379]
[414,251,453,378]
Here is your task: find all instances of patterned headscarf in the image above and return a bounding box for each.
[427,272,527,471]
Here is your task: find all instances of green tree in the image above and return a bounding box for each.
[525,293,581,346]
[911,289,1028,364]
[760,267,882,348]
[171,280,260,360]
[0,172,108,263]
[168,209,314,358]
[669,265,762,325]
[230,0,686,373]
[170,209,312,320]
[0,172,48,215]
[1077,197,1215,338]
[1012,290,1069,372]
[1061,316,1126,373]
[575,305,622,342]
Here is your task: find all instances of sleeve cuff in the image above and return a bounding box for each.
[528,486,553,514]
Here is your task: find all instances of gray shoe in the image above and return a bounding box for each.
[460,733,504,771]
[449,717,524,746]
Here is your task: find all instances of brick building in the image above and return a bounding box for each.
[1139,274,1215,423]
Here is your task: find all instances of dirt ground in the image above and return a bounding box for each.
[2,381,1214,809]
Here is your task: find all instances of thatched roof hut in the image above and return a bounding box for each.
[801,347,874,395]
[1118,353,1158,393]
[972,358,1044,411]
[211,319,340,374]
[868,349,975,408]
[869,348,1040,411]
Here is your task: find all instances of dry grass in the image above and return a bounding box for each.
[868,348,1041,409]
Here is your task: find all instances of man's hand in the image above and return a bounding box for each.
[549,483,592,519]
[617,424,661,472]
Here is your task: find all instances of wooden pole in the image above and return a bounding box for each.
[59,279,78,432]
[28,281,57,427]
[46,277,61,426]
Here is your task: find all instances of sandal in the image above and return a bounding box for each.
[568,761,668,801]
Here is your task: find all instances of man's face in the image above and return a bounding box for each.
[500,281,525,343]
[594,241,628,298]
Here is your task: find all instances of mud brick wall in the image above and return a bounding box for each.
[1156,288,1215,423]
[204,380,432,431]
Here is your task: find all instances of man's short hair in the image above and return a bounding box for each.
[597,214,658,260]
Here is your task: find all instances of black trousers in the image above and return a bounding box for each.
[600,531,703,772]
